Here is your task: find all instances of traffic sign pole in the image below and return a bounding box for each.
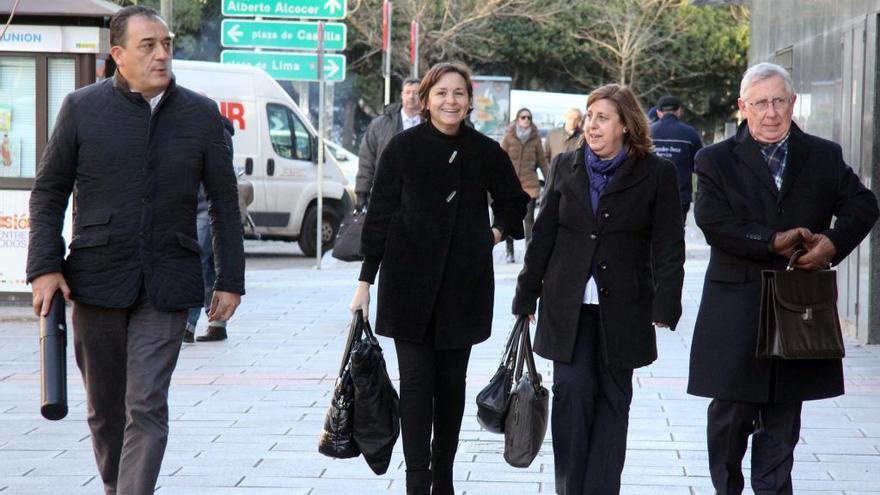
[382,0,392,106]
[410,19,418,78]
[316,21,325,269]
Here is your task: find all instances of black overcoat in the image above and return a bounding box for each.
[512,145,685,369]
[359,122,529,349]
[27,74,245,311]
[687,122,879,403]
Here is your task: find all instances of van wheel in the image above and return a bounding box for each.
[298,205,340,257]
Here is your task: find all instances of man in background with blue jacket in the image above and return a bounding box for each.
[650,95,703,223]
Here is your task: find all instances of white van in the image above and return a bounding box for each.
[172,60,354,257]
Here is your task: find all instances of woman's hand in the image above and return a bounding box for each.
[525,314,536,324]
[653,321,669,329]
[350,281,371,320]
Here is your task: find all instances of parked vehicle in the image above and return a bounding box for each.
[173,60,354,257]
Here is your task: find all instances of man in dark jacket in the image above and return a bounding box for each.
[27,6,245,494]
[688,63,878,495]
[650,95,702,223]
[355,77,421,209]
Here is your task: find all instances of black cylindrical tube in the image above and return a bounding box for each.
[40,290,68,420]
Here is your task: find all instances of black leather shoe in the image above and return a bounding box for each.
[183,329,195,343]
[196,327,228,342]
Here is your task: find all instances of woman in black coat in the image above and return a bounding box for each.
[350,62,528,495]
[512,84,685,495]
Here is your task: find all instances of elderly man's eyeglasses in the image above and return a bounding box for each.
[746,97,791,113]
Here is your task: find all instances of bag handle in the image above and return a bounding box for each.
[337,310,366,377]
[786,248,806,271]
[512,316,539,385]
[502,317,527,370]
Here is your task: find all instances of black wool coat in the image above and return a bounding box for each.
[359,121,529,349]
[27,74,245,311]
[513,145,685,369]
[687,122,879,403]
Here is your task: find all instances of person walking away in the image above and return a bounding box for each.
[500,108,549,263]
[349,62,528,495]
[355,77,421,210]
[27,6,245,494]
[650,95,703,224]
[184,116,237,343]
[687,62,879,495]
[513,83,685,495]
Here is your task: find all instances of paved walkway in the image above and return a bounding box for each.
[1,224,879,494]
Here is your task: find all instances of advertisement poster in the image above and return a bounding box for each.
[0,191,31,292]
[0,133,22,177]
[471,77,511,140]
[0,191,71,293]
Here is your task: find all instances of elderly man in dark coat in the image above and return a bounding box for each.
[688,62,879,495]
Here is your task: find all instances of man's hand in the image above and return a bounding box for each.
[794,234,836,271]
[770,227,813,257]
[355,193,368,212]
[653,322,670,329]
[350,281,371,320]
[208,291,241,322]
[31,273,70,317]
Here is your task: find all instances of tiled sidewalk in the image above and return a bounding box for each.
[1,228,879,494]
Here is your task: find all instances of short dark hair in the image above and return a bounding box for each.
[418,62,473,120]
[109,5,164,48]
[402,77,420,87]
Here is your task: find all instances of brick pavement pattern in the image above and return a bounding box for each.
[1,223,879,494]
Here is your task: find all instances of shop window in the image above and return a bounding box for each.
[0,56,36,178]
[48,58,75,138]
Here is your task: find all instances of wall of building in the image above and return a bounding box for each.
[749,0,880,343]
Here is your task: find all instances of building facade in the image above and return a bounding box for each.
[749,0,880,343]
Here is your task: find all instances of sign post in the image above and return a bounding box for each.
[315,21,325,268]
[382,0,392,105]
[410,19,418,78]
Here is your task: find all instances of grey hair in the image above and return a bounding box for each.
[739,62,795,99]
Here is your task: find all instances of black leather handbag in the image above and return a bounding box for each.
[332,209,365,262]
[476,317,526,434]
[318,312,363,459]
[756,250,845,359]
[503,321,549,468]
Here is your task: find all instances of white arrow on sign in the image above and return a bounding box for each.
[227,24,243,44]
[324,59,340,79]
[324,0,342,14]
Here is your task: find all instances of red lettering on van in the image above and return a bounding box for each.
[219,101,246,130]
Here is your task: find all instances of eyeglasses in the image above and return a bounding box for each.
[519,115,532,121]
[745,97,791,113]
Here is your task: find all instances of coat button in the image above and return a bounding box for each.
[599,287,609,297]
[590,232,598,240]
[598,262,608,270]
[777,207,784,214]
[601,209,610,219]
[138,231,145,238]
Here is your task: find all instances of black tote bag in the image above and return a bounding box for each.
[332,210,365,262]
[503,321,549,468]
[476,317,527,433]
[756,250,845,359]
[350,311,400,475]
[318,312,363,459]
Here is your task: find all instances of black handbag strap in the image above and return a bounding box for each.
[513,317,539,384]
[337,310,366,377]
[501,317,527,370]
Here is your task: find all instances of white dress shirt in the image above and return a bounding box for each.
[400,108,421,130]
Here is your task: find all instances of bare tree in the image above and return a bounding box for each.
[574,0,696,95]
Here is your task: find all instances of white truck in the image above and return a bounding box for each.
[172,60,354,257]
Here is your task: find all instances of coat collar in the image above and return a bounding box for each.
[113,70,175,109]
[733,120,810,203]
[565,145,648,216]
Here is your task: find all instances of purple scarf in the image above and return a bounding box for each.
[585,145,628,214]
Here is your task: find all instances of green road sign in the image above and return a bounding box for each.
[221,50,346,82]
[221,20,346,50]
[222,0,346,20]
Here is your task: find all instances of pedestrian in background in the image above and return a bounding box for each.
[513,83,685,495]
[500,107,549,263]
[355,77,421,210]
[27,6,245,494]
[688,63,879,495]
[185,115,237,343]
[650,95,703,224]
[544,107,583,165]
[349,62,528,495]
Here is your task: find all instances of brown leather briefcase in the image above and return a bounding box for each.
[756,251,845,359]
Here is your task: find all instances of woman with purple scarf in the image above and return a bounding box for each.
[512,84,685,494]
